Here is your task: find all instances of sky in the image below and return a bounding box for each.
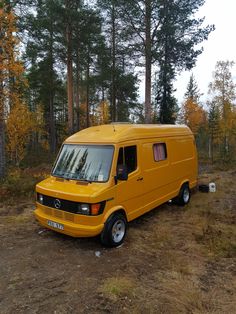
[174,0,236,104]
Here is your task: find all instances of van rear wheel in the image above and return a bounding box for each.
[174,184,190,206]
[100,213,127,247]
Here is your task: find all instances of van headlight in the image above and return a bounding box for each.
[76,202,105,215]
[38,194,44,204]
[77,203,90,215]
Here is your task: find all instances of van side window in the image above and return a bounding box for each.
[117,146,137,174]
[153,143,167,161]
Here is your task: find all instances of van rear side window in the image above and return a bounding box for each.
[153,143,167,161]
[117,146,137,174]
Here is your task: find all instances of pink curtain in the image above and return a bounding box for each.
[154,144,166,161]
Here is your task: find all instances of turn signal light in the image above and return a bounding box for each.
[91,203,101,215]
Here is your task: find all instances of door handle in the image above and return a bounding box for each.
[137,177,143,181]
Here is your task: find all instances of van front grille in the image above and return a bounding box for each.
[37,193,106,218]
[37,194,79,214]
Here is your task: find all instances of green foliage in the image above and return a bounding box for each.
[0,166,50,201]
[155,0,214,123]
[154,65,179,124]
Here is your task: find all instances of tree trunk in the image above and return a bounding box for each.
[49,89,56,152]
[0,26,5,177]
[145,0,152,124]
[6,1,15,111]
[49,22,56,152]
[111,1,117,122]
[86,53,90,128]
[209,133,214,164]
[160,29,168,123]
[75,46,80,131]
[0,105,5,179]
[75,1,81,131]
[66,0,74,134]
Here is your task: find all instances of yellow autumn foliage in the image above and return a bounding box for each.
[97,100,110,124]
[90,100,111,126]
[182,98,206,134]
[0,6,33,166]
[220,102,235,136]
[0,6,27,113]
[6,102,34,165]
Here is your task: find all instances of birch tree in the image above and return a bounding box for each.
[0,2,26,176]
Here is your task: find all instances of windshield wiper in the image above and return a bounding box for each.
[77,178,92,184]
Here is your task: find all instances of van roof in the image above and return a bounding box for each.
[65,124,192,144]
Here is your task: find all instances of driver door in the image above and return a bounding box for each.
[115,145,144,220]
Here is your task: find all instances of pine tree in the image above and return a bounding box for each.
[24,0,64,151]
[97,0,139,122]
[97,0,119,121]
[119,0,214,123]
[184,74,201,103]
[155,64,178,123]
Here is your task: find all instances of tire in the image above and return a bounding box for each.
[100,213,127,247]
[174,184,190,206]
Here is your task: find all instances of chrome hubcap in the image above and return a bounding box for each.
[183,188,190,203]
[112,219,125,243]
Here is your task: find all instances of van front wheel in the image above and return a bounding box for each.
[100,213,127,247]
[174,184,190,206]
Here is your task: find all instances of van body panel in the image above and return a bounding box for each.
[37,176,112,202]
[102,205,127,223]
[35,124,198,239]
[65,124,192,144]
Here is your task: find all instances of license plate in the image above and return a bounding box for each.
[47,220,64,230]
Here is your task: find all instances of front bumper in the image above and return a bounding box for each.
[34,208,104,238]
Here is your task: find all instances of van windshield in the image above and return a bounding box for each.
[52,144,114,182]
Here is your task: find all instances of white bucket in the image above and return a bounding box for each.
[209,182,216,192]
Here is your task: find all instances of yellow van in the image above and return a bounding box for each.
[35,124,198,247]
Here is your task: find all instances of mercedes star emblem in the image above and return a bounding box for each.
[54,199,61,209]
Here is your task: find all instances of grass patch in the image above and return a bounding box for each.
[99,277,135,301]
[182,172,236,258]
[1,213,32,225]
[156,272,220,314]
[196,223,236,258]
[159,250,194,275]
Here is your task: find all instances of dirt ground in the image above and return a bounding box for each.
[0,169,236,314]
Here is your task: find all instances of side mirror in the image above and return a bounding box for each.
[116,164,128,181]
